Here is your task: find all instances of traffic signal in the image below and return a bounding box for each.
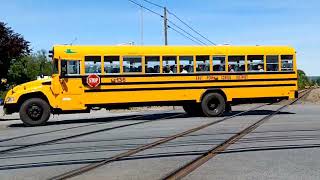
[48,50,54,58]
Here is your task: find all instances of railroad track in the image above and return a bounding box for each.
[162,89,312,180]
[1,89,308,145]
[0,112,185,154]
[0,111,180,143]
[49,89,312,180]
[48,103,270,180]
[295,88,312,103]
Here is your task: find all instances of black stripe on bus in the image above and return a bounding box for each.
[65,71,296,78]
[84,84,296,93]
[98,78,297,86]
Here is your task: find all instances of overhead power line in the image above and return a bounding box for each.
[167,25,202,45]
[141,0,216,45]
[167,10,216,45]
[142,0,164,8]
[128,0,163,17]
[167,20,207,45]
[128,0,207,45]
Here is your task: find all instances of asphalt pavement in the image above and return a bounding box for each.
[0,102,319,180]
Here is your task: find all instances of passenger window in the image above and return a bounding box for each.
[266,55,279,71]
[248,55,264,72]
[213,56,226,72]
[179,56,194,73]
[104,56,120,73]
[228,56,245,72]
[61,60,80,76]
[196,56,210,72]
[163,56,177,73]
[123,56,142,73]
[145,56,160,73]
[85,56,101,74]
[281,55,293,71]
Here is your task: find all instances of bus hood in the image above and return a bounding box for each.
[8,79,52,96]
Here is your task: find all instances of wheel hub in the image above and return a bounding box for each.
[207,99,219,111]
[27,104,43,120]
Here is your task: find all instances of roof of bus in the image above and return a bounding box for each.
[53,45,296,57]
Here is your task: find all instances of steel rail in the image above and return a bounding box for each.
[293,88,312,104]
[0,111,176,143]
[49,103,268,180]
[0,112,184,155]
[162,89,312,180]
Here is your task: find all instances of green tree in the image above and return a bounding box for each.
[0,22,31,86]
[34,49,52,76]
[298,69,311,89]
[7,50,52,85]
[316,78,320,86]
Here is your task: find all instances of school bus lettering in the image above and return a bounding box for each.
[206,75,219,80]
[236,75,248,80]
[221,75,231,80]
[196,76,203,80]
[111,77,126,84]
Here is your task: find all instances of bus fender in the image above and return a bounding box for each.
[17,91,55,110]
[199,89,228,103]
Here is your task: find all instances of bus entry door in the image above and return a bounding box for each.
[59,60,85,110]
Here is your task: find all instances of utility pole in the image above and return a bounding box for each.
[163,7,168,45]
[140,4,144,45]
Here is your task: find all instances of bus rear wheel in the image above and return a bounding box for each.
[183,103,203,116]
[19,98,51,126]
[201,93,226,117]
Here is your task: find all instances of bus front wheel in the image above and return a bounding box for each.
[201,93,226,117]
[19,98,51,126]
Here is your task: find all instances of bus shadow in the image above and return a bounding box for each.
[7,112,187,128]
[7,109,295,128]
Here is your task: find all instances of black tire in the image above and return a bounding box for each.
[183,103,204,116]
[19,98,51,126]
[201,93,226,117]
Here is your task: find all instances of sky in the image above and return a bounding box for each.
[0,0,319,75]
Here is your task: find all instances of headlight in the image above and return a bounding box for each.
[5,97,15,103]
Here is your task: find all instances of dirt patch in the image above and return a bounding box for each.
[259,89,320,105]
[300,88,320,104]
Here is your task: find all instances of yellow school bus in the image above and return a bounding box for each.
[3,45,298,126]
